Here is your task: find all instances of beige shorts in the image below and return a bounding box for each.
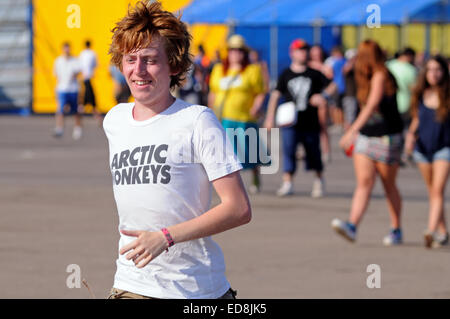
[106,287,237,299]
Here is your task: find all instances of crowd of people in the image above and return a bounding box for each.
[52,1,449,300]
[52,21,450,251]
[174,34,450,250]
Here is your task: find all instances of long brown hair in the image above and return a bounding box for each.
[222,49,250,74]
[354,40,397,106]
[410,55,450,122]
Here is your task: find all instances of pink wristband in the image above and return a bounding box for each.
[161,228,174,251]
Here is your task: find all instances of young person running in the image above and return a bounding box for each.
[405,55,450,248]
[104,1,251,299]
[331,40,404,246]
[264,39,334,198]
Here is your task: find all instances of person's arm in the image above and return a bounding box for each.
[250,93,266,118]
[404,115,419,155]
[249,65,268,118]
[339,71,385,149]
[310,71,337,107]
[119,171,251,268]
[263,90,281,129]
[207,92,216,109]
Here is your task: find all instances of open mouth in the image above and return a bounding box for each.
[132,80,152,87]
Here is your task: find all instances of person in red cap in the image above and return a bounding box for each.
[264,38,335,198]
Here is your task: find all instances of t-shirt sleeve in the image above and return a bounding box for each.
[319,71,331,90]
[209,64,222,94]
[275,70,287,94]
[249,65,265,95]
[192,108,242,181]
[312,70,331,94]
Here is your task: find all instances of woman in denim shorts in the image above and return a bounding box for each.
[405,55,450,249]
[331,40,404,246]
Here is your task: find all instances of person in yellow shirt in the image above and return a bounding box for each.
[208,35,267,194]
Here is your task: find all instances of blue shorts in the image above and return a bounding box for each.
[57,92,79,114]
[413,147,450,163]
[281,127,322,174]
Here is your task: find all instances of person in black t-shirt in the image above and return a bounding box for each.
[264,39,335,198]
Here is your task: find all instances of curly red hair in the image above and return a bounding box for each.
[109,1,192,88]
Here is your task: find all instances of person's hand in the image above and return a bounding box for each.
[339,130,357,151]
[250,104,263,118]
[119,230,169,268]
[309,94,327,108]
[404,132,416,156]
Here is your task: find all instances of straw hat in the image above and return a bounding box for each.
[227,34,249,51]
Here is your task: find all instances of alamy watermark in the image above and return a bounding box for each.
[66,264,96,298]
[366,4,381,28]
[66,4,81,29]
[366,264,381,288]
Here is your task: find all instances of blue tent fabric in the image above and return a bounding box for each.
[239,0,358,26]
[411,0,450,23]
[328,0,450,25]
[180,0,272,24]
[181,0,450,25]
[181,0,449,79]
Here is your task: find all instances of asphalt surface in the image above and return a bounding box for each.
[0,115,449,298]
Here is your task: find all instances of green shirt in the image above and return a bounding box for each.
[386,59,417,114]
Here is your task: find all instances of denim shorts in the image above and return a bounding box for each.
[413,147,450,163]
[57,91,79,114]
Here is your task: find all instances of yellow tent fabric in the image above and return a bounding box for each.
[32,0,228,113]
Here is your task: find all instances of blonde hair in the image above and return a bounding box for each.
[109,1,192,88]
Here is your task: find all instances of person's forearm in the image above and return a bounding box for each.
[323,82,337,96]
[207,92,215,109]
[167,198,251,245]
[265,91,280,119]
[349,72,384,134]
[407,116,419,134]
[252,93,266,113]
[348,103,376,134]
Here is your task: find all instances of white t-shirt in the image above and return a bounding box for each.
[53,56,80,93]
[79,48,97,80]
[103,98,243,299]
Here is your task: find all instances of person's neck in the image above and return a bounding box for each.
[290,62,306,73]
[229,62,242,71]
[426,86,439,94]
[133,94,175,121]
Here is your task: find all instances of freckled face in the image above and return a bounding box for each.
[122,37,175,105]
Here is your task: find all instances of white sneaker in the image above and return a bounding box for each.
[322,152,331,164]
[248,184,260,195]
[72,126,82,140]
[53,127,64,138]
[276,182,293,197]
[311,178,325,198]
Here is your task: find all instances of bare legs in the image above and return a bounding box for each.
[318,102,330,161]
[349,154,376,225]
[417,160,449,234]
[349,154,402,229]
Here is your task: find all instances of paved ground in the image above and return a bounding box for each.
[0,115,449,299]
